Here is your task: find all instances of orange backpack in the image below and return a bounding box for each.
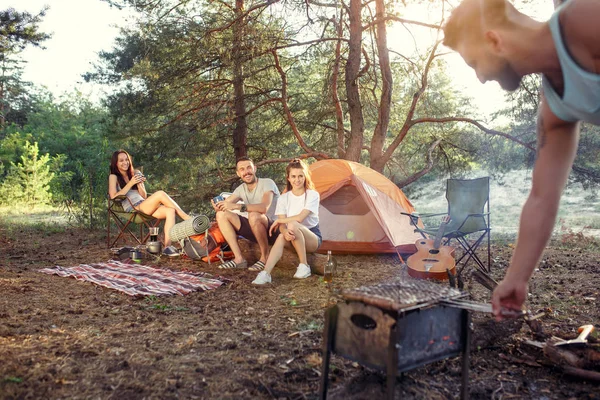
[182,222,234,263]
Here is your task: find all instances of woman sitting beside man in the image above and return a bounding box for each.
[108,149,192,257]
[252,159,322,285]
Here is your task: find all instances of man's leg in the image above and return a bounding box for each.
[248,212,270,263]
[215,211,245,263]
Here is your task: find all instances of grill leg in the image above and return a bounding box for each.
[320,305,338,400]
[386,325,399,400]
[460,311,471,400]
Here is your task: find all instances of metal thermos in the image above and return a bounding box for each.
[147,240,162,255]
[130,249,143,263]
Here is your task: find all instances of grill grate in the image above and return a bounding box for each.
[341,280,465,311]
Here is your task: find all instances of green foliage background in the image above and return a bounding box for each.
[1,0,598,229]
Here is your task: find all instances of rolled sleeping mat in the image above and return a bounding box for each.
[169,215,210,242]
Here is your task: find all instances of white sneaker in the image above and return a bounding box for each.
[252,271,272,285]
[293,263,311,279]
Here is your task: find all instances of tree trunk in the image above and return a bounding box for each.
[0,65,5,130]
[369,0,393,173]
[232,0,248,160]
[344,0,365,162]
[332,7,346,159]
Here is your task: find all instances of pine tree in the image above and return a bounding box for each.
[0,7,50,128]
[0,140,54,206]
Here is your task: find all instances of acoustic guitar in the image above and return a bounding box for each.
[407,216,456,280]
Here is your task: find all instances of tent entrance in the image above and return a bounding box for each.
[321,185,370,215]
[320,184,391,250]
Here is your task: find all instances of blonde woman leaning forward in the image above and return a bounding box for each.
[108,149,192,256]
[252,159,322,285]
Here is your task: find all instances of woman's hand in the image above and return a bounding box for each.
[269,220,282,237]
[129,173,146,187]
[283,228,295,241]
[282,223,296,241]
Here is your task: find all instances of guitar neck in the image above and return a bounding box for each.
[432,217,449,249]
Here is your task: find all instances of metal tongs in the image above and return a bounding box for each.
[440,299,536,319]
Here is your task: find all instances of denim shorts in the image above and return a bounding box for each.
[122,199,144,213]
[308,224,322,249]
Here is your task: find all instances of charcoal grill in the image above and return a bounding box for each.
[320,280,471,400]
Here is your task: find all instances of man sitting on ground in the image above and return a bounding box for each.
[212,157,280,271]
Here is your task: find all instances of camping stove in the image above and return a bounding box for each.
[319,280,471,400]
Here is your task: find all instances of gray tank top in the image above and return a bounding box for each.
[117,185,145,212]
[542,3,600,124]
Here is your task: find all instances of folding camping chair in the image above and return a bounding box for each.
[406,177,491,275]
[107,195,160,248]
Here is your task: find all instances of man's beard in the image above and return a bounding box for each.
[497,62,522,91]
[244,174,256,184]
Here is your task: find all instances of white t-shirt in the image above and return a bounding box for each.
[274,189,320,229]
[232,177,280,219]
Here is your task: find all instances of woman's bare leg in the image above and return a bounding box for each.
[152,206,176,245]
[263,235,289,275]
[287,222,319,264]
[137,190,190,220]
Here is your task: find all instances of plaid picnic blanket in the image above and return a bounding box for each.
[39,261,226,296]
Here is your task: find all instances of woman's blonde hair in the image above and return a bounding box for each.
[284,158,314,192]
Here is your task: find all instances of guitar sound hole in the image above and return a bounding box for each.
[351,314,377,330]
[428,249,440,255]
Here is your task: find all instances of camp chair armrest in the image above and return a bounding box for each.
[401,211,449,236]
[406,212,447,226]
[108,195,126,210]
[453,212,490,232]
[109,193,152,209]
[400,211,446,220]
[418,212,447,218]
[108,195,139,210]
[400,212,422,227]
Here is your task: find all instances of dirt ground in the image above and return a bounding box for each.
[1,224,599,400]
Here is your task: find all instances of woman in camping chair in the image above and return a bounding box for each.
[109,149,191,257]
[252,158,322,285]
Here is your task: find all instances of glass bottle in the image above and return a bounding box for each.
[324,250,337,284]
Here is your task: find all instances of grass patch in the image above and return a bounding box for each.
[0,205,68,235]
[141,295,188,312]
[297,319,323,331]
[562,215,600,230]
[280,294,299,307]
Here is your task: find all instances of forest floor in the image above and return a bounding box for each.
[1,222,599,400]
